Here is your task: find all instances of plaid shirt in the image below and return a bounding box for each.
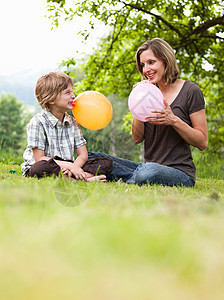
[21,111,86,175]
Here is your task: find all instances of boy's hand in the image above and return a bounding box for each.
[57,161,86,180]
[69,164,86,180]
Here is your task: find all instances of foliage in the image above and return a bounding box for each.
[192,148,224,179]
[47,0,224,92]
[47,0,224,155]
[204,81,224,155]
[0,148,23,165]
[0,93,31,153]
[0,160,224,299]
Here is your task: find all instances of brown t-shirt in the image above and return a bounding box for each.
[144,80,205,182]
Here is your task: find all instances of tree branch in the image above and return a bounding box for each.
[120,0,184,37]
[120,1,224,42]
[187,16,224,37]
[200,34,224,40]
[174,33,224,49]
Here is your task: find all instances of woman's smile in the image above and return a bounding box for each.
[140,49,165,84]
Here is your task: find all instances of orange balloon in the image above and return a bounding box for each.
[72,91,113,130]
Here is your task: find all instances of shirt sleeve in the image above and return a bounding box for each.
[26,116,46,151]
[187,83,205,115]
[73,121,87,149]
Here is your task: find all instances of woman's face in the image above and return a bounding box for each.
[140,49,165,85]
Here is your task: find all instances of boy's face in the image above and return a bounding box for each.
[50,84,75,113]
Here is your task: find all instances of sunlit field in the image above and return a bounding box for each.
[0,158,224,300]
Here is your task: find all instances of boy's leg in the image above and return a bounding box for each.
[82,157,113,176]
[127,162,195,187]
[26,158,61,179]
[88,152,140,182]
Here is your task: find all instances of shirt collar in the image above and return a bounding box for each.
[63,113,72,125]
[43,111,73,127]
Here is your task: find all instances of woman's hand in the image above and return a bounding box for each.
[145,99,178,126]
[145,99,208,151]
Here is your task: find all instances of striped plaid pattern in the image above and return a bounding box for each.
[21,111,86,175]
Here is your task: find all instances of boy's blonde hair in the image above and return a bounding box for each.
[35,71,73,111]
[136,38,179,84]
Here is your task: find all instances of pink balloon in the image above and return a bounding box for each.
[128,81,165,122]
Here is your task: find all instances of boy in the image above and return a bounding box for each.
[21,71,112,182]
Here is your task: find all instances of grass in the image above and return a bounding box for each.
[0,159,224,300]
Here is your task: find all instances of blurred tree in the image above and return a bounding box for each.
[0,94,31,153]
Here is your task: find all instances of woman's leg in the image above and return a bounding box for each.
[88,152,140,182]
[127,162,195,187]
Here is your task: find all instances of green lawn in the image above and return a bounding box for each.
[1,161,224,300]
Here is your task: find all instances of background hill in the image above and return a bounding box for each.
[0,68,58,108]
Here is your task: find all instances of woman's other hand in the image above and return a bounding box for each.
[145,99,178,126]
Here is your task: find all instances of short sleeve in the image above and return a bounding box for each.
[26,116,46,151]
[73,122,86,149]
[187,83,205,115]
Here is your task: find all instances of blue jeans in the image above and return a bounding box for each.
[88,152,195,187]
[88,152,139,182]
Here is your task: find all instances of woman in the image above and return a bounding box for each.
[89,38,208,186]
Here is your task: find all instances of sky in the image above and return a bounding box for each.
[0,0,106,76]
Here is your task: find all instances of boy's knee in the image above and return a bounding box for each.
[28,159,60,178]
